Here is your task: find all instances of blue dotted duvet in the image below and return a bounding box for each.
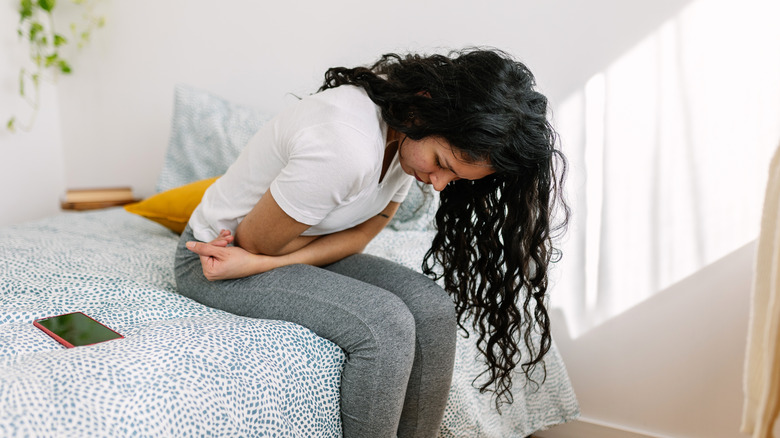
[0,208,578,437]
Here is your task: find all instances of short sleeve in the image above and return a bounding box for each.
[391,177,414,203]
[269,123,378,226]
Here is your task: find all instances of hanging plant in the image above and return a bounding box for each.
[7,0,105,133]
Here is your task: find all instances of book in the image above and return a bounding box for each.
[61,187,138,210]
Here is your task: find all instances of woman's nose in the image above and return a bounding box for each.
[429,171,454,191]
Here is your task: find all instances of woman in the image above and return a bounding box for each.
[175,48,569,438]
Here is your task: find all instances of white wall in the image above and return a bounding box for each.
[2,0,695,221]
[0,3,65,226]
[50,0,694,200]
[542,241,755,438]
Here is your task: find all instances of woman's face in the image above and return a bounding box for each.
[397,135,494,191]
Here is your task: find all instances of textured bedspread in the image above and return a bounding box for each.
[0,208,578,437]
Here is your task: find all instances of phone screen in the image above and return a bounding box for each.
[34,312,123,348]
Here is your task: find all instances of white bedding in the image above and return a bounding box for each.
[0,208,579,437]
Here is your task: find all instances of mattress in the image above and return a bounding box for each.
[0,208,579,437]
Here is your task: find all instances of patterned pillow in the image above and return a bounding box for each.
[156,85,271,192]
[388,181,438,231]
[156,84,438,231]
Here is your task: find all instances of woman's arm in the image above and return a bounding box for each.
[187,201,400,281]
[273,201,400,266]
[233,190,312,256]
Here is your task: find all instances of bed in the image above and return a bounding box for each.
[0,85,579,437]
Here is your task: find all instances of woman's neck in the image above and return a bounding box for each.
[380,128,401,183]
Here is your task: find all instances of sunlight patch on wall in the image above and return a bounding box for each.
[583,73,605,313]
[551,0,780,338]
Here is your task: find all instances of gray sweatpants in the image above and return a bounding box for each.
[174,226,457,438]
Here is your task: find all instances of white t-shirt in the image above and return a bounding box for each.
[189,85,413,242]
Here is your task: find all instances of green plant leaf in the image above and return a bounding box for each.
[18,69,26,96]
[45,53,59,67]
[29,22,43,41]
[37,0,56,13]
[19,0,33,20]
[7,117,17,133]
[58,60,71,74]
[54,33,67,46]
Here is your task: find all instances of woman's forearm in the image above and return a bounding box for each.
[190,231,362,281]
[268,203,400,269]
[274,235,320,255]
[272,227,374,268]
[200,202,400,279]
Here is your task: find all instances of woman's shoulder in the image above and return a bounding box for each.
[292,86,380,131]
[312,84,375,108]
[278,86,384,153]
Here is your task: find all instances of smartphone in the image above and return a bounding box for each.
[33,312,123,348]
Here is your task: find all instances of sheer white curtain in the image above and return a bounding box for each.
[551,0,780,337]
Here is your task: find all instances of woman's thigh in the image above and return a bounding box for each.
[322,253,456,331]
[174,228,417,363]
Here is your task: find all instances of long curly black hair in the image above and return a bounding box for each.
[319,48,570,409]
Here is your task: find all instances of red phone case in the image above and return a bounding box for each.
[33,312,124,348]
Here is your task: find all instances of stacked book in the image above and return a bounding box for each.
[61,187,138,211]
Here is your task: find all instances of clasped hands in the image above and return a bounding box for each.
[186,229,277,281]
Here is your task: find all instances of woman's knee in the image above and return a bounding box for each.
[410,282,457,336]
[254,267,419,360]
[365,294,417,355]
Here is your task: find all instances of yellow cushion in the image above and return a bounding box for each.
[124,176,219,234]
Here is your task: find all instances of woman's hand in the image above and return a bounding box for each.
[186,230,277,281]
[210,229,234,247]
